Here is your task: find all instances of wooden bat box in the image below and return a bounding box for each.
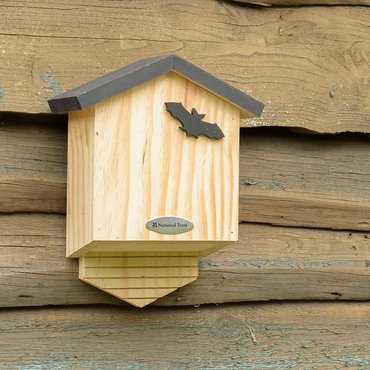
[49,55,264,307]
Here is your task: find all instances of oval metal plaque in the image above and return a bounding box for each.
[145,216,194,235]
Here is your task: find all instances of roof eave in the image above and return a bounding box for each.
[48,55,175,114]
[48,95,82,114]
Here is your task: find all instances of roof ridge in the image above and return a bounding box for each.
[48,54,264,117]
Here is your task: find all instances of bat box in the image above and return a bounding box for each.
[48,55,264,307]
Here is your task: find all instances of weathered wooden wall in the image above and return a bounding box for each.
[2,213,370,307]
[0,114,369,307]
[235,0,370,5]
[0,303,369,369]
[1,1,370,133]
[2,117,370,228]
[1,0,370,368]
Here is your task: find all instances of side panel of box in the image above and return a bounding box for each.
[93,72,239,243]
[66,108,95,257]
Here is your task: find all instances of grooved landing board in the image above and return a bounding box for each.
[0,213,369,307]
[79,254,198,307]
[0,303,369,368]
[1,2,370,133]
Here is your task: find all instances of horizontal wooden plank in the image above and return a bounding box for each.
[233,0,370,5]
[240,130,370,230]
[2,117,370,231]
[0,213,368,307]
[0,302,369,368]
[241,188,370,230]
[1,2,370,133]
[0,115,67,213]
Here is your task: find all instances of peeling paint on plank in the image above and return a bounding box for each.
[40,73,62,94]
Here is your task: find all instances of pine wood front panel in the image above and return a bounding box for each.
[92,72,239,245]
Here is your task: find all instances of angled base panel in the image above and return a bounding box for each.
[79,253,199,307]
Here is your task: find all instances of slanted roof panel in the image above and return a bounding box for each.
[172,56,263,118]
[48,55,174,113]
[48,54,264,117]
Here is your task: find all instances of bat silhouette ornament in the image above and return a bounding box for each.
[165,102,225,140]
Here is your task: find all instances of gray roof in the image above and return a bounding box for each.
[48,54,264,117]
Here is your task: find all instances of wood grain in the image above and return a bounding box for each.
[67,72,239,257]
[67,107,94,256]
[240,130,370,230]
[0,213,368,307]
[232,0,370,5]
[80,254,198,307]
[0,303,369,368]
[71,241,230,257]
[0,115,67,213]
[66,72,239,305]
[1,2,370,133]
[2,117,370,231]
